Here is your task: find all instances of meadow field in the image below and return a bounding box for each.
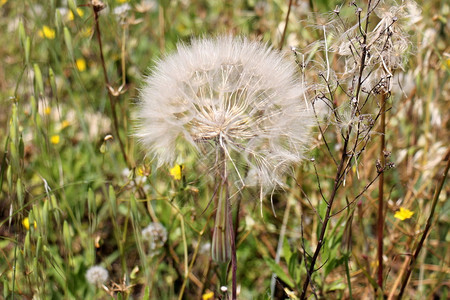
[0,0,449,299]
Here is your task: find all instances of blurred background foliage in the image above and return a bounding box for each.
[0,0,448,299]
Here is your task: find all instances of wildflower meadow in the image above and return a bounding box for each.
[1,0,449,299]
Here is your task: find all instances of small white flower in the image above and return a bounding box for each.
[142,222,168,250]
[135,36,315,191]
[86,265,108,286]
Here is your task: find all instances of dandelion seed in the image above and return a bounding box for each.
[135,36,315,191]
[394,207,414,221]
[38,26,55,39]
[86,265,109,286]
[142,222,168,251]
[50,135,60,144]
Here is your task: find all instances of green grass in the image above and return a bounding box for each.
[1,0,449,299]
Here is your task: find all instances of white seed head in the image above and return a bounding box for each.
[86,265,108,286]
[135,36,315,190]
[142,222,168,250]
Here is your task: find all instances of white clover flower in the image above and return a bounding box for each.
[135,36,314,191]
[142,222,168,251]
[86,265,109,286]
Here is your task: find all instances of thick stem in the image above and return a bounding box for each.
[211,181,231,264]
[377,93,387,290]
[228,192,237,300]
[210,147,237,299]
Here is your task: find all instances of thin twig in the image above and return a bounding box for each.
[91,2,130,167]
[279,0,294,50]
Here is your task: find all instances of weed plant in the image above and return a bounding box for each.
[0,0,448,299]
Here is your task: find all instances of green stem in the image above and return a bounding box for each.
[211,180,231,264]
[344,253,353,299]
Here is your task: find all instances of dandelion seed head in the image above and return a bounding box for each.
[135,36,315,190]
[142,222,168,251]
[86,265,108,286]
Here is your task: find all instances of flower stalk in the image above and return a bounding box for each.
[210,146,238,299]
[211,150,232,264]
[91,0,130,168]
[377,92,388,290]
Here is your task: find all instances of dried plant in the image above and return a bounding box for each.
[291,0,420,298]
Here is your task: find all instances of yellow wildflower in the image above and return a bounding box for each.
[80,27,93,38]
[22,217,37,230]
[76,58,86,72]
[117,0,129,3]
[61,120,70,129]
[44,107,52,115]
[38,26,56,39]
[137,166,145,176]
[202,291,214,300]
[68,8,84,20]
[50,135,60,144]
[394,207,414,221]
[1,0,8,6]
[169,164,184,180]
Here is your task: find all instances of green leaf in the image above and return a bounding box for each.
[325,281,346,292]
[63,27,74,60]
[33,64,44,96]
[264,257,295,288]
[283,236,292,263]
[288,251,301,284]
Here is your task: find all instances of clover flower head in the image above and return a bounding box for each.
[135,36,315,191]
[86,265,109,286]
[142,222,168,250]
